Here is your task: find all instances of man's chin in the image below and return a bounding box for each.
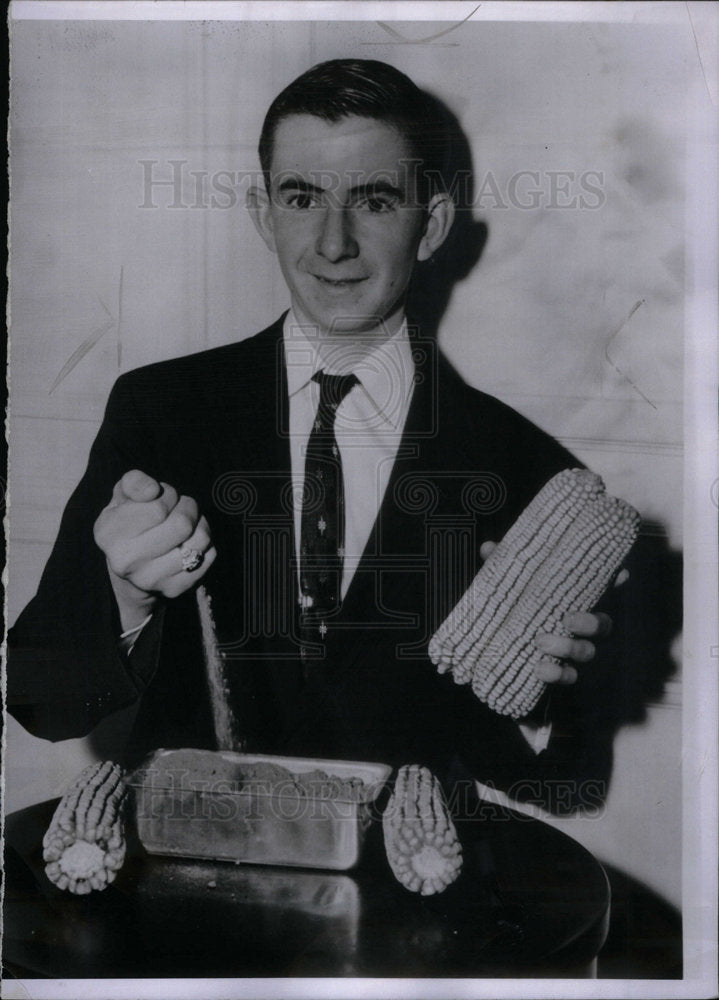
[294,311,389,339]
[293,302,401,339]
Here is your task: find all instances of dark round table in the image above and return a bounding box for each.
[3,797,609,980]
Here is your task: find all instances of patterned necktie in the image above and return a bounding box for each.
[299,371,358,652]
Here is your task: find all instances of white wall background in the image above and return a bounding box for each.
[7,10,704,913]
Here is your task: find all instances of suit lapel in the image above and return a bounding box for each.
[201,318,294,623]
[204,317,291,491]
[339,340,485,632]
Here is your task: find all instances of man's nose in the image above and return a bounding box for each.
[316,204,359,262]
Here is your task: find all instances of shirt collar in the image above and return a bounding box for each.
[282,309,415,431]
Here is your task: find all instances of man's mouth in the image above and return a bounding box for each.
[312,275,367,288]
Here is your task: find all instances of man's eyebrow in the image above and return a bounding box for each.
[348,181,405,200]
[274,177,406,200]
[276,177,324,195]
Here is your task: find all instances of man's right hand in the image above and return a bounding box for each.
[94,470,216,631]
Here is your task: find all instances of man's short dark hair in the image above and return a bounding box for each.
[258,58,451,205]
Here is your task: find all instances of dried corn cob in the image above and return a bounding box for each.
[43,761,127,894]
[429,469,640,719]
[383,765,462,895]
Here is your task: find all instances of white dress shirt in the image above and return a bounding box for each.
[283,309,415,598]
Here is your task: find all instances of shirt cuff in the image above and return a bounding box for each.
[517,721,552,754]
[119,613,153,655]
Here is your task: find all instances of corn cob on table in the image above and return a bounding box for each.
[382,764,463,895]
[42,760,128,894]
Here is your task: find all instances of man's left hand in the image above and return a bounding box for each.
[533,612,613,685]
[479,539,622,688]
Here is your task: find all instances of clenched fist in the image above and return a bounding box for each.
[94,470,216,631]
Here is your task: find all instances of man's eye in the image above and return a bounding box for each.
[283,191,319,209]
[357,195,398,213]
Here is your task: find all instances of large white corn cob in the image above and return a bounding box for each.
[429,469,640,719]
[43,761,127,894]
[382,764,462,895]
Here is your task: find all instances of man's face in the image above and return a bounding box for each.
[256,114,430,337]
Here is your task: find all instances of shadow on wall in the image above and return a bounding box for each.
[549,529,683,812]
[407,91,488,340]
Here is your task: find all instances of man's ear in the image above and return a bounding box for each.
[416,193,455,262]
[246,185,276,253]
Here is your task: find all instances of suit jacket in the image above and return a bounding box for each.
[9,316,600,803]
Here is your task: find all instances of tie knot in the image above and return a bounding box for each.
[313,371,358,412]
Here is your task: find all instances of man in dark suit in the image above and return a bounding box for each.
[8,60,614,807]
